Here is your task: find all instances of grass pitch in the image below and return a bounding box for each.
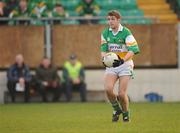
[0,102,180,133]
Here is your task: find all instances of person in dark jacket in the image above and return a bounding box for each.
[7,54,31,103]
[62,54,87,102]
[34,57,61,102]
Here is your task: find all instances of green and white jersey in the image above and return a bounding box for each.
[101,24,140,59]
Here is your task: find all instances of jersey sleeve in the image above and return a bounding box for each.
[125,29,140,54]
[100,29,109,52]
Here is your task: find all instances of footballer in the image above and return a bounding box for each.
[100,10,140,122]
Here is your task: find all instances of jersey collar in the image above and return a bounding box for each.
[109,24,123,36]
[109,24,123,32]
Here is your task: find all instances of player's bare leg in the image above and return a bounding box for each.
[104,74,118,101]
[118,75,130,122]
[104,74,122,122]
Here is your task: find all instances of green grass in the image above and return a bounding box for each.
[0,102,180,133]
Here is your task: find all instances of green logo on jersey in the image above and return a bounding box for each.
[119,39,124,43]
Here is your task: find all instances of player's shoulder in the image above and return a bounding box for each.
[122,26,132,35]
[102,27,109,34]
[101,27,110,38]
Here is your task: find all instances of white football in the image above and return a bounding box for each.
[102,52,119,67]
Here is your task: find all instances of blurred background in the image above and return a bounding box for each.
[0,0,180,103]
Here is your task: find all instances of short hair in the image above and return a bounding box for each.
[107,10,121,19]
[19,0,28,2]
[43,56,50,60]
[55,3,63,8]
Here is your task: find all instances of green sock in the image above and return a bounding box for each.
[123,111,130,117]
[110,101,121,111]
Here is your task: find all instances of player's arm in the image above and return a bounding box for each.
[100,34,108,58]
[122,51,134,62]
[100,33,109,67]
[125,34,140,61]
[113,34,140,67]
[101,52,107,58]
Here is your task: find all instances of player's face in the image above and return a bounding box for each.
[107,16,120,29]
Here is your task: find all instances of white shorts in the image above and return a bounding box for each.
[105,60,134,77]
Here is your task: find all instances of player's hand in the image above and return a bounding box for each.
[113,57,124,67]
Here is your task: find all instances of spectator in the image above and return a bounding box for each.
[30,0,48,18]
[0,0,8,24]
[33,58,61,102]
[7,54,31,103]
[49,3,69,24]
[0,0,5,16]
[51,3,69,24]
[76,0,100,24]
[52,3,68,18]
[62,54,87,102]
[29,0,48,25]
[4,0,18,16]
[9,0,29,25]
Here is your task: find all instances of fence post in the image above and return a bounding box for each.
[178,23,180,68]
[45,24,52,59]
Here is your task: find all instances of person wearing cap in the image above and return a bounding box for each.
[100,10,140,122]
[62,54,87,102]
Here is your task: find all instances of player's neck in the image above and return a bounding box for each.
[112,24,119,34]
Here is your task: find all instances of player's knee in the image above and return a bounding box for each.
[104,84,113,93]
[119,91,126,99]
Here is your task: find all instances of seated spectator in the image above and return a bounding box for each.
[30,0,48,18]
[29,0,48,25]
[7,54,31,103]
[51,3,69,24]
[9,0,29,25]
[76,0,100,24]
[62,54,87,102]
[33,57,61,102]
[4,0,18,16]
[0,0,5,16]
[52,3,69,18]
